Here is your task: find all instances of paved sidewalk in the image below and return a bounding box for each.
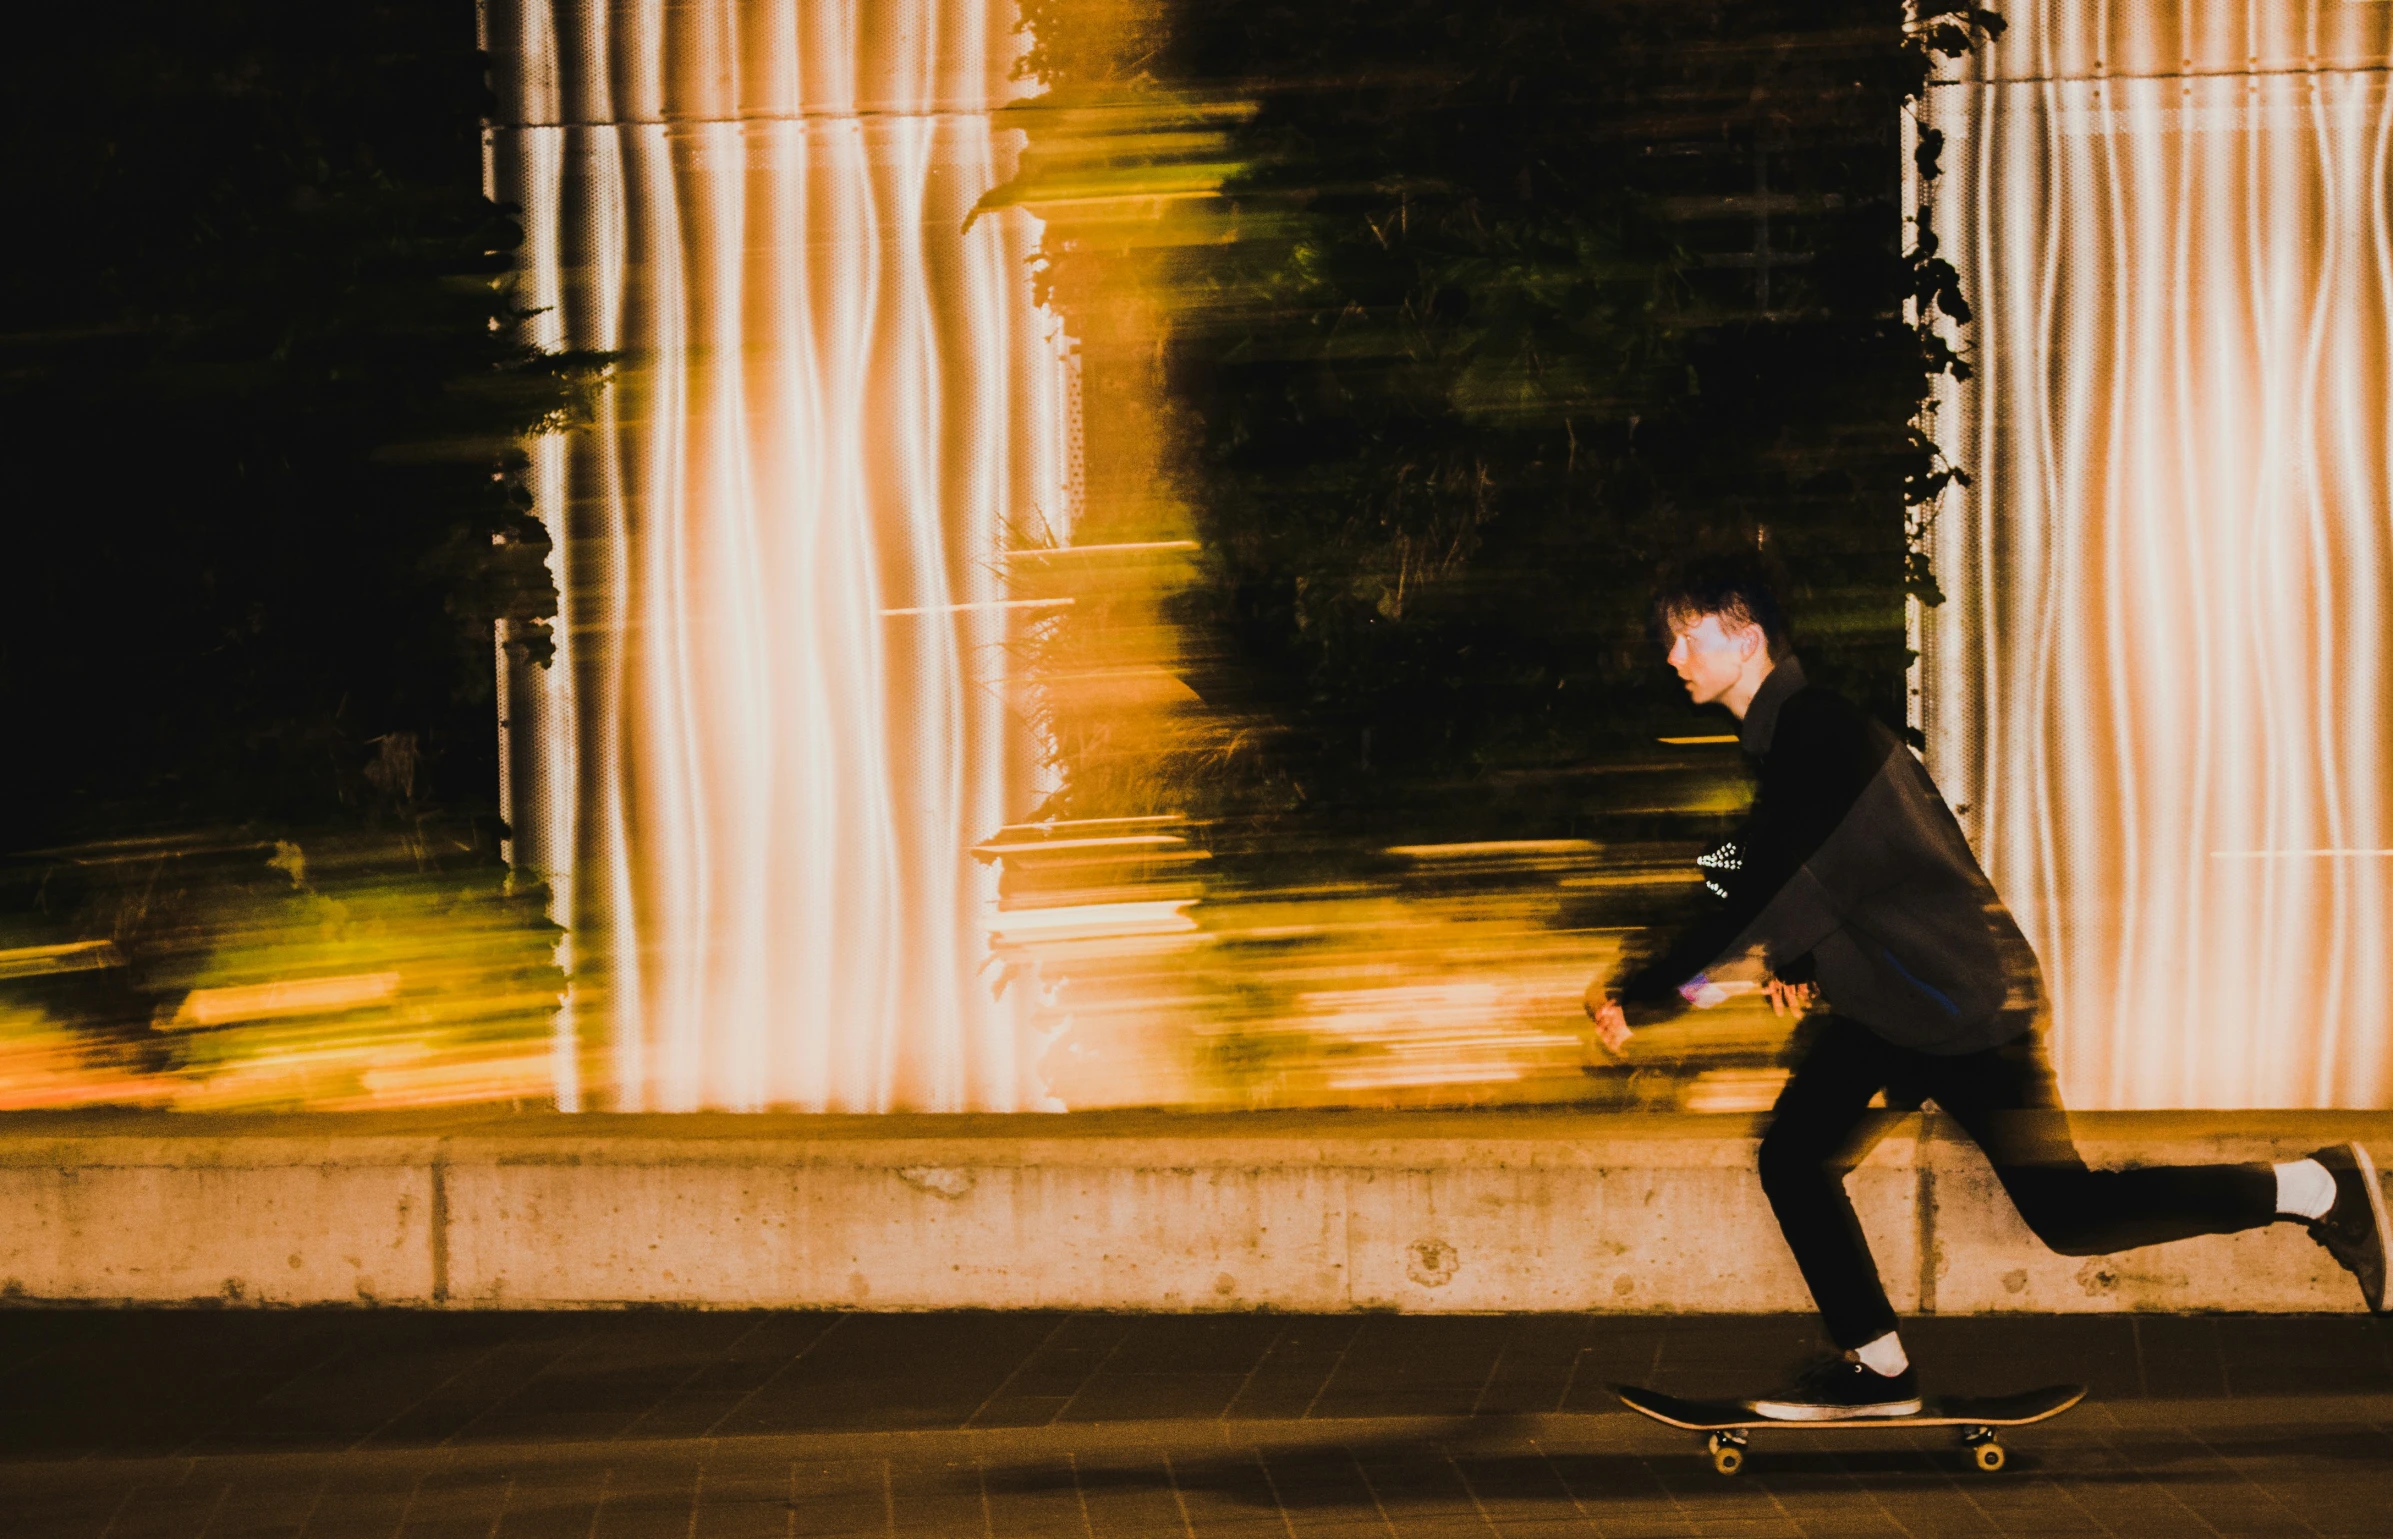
[1,1310,2388,1536]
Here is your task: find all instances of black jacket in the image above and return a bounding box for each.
[1613,657,2041,1054]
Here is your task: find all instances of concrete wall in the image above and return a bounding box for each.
[0,1111,2382,1312]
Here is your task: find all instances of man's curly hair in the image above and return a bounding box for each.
[1649,550,1796,661]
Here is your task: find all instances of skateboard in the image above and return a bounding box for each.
[1614,1382,2086,1475]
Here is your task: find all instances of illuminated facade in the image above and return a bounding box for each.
[474,0,2393,1115]
[483,1,1074,1110]
[1922,2,2393,1107]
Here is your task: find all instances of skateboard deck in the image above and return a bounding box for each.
[1614,1383,2084,1475]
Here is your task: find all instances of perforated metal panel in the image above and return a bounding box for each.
[484,0,1072,1110]
[1922,0,2393,1107]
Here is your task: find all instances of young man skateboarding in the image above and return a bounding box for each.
[1586,556,2392,1420]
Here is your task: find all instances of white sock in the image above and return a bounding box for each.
[2276,1159,2335,1220]
[1853,1331,1909,1378]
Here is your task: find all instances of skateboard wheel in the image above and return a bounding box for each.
[1971,1440,2006,1473]
[1708,1432,1746,1476]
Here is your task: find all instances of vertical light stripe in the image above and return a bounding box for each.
[1926,2,2393,1108]
[483,0,1066,1111]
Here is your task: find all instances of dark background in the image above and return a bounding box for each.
[1005,1,1994,854]
[0,2,584,854]
[0,2,1991,858]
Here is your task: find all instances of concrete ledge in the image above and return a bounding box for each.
[0,1110,2384,1312]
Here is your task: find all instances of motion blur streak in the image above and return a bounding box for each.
[172,974,402,1030]
[1922,2,2393,1107]
[483,2,1074,1110]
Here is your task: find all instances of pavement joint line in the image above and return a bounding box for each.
[2,1396,2389,1486]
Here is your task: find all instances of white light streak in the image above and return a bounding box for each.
[973,835,1188,855]
[880,598,1076,616]
[2210,850,2393,859]
[989,901,1199,942]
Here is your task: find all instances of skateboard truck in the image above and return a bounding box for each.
[1705,1422,2002,1478]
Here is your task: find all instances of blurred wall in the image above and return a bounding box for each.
[482,1,1076,1111]
[1922,1,2393,1107]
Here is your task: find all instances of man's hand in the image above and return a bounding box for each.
[1764,977,1817,1017]
[1582,977,1633,1057]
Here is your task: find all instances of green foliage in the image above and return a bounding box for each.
[1004,1,1996,836]
[157,853,566,1109]
[0,3,595,847]
[0,831,566,1110]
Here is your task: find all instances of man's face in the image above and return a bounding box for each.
[1665,610,1758,707]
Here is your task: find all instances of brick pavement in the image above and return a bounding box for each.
[0,1310,2387,1536]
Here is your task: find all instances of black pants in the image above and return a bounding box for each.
[1760,1015,2279,1349]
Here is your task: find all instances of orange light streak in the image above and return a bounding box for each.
[485,0,1074,1110]
[1384,841,1599,860]
[0,941,123,981]
[1003,541,1202,561]
[169,973,404,1030]
[1922,1,2393,1107]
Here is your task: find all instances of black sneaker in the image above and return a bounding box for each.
[2305,1142,2392,1312]
[1746,1354,1922,1421]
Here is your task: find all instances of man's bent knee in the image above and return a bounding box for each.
[1757,1128,1851,1200]
[2000,1173,2110,1255]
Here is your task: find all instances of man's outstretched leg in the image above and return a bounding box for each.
[1747,1016,1923,1419]
[1746,1016,2393,1422]
[1925,1032,2392,1311]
